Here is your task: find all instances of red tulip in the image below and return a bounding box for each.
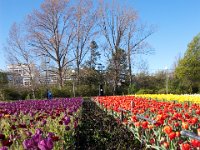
[168,132,176,140]
[141,121,148,129]
[181,143,191,150]
[190,117,198,125]
[190,139,200,148]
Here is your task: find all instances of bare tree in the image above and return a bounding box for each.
[72,0,98,82]
[27,0,75,88]
[6,23,37,98]
[99,1,154,93]
[126,23,154,85]
[99,1,138,94]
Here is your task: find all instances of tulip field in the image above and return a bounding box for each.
[0,98,82,150]
[93,95,200,150]
[0,95,200,150]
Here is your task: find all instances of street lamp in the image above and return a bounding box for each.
[44,55,50,86]
[165,67,169,94]
[71,70,76,97]
[96,63,104,96]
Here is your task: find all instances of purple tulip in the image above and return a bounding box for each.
[0,146,8,150]
[42,120,47,126]
[74,120,78,129]
[64,116,70,125]
[58,120,63,125]
[25,131,32,137]
[0,134,5,140]
[2,139,13,147]
[32,133,42,144]
[65,126,70,131]
[38,137,53,150]
[23,139,35,149]
[35,128,43,135]
[47,132,55,138]
[18,123,27,128]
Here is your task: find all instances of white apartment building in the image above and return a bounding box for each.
[7,63,73,86]
[7,63,36,86]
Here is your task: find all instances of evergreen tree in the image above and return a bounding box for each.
[175,34,200,93]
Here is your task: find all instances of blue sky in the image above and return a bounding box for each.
[0,0,200,73]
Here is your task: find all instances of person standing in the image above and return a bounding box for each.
[47,90,52,100]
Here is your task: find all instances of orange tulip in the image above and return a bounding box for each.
[182,122,189,130]
[4,114,10,118]
[175,131,180,137]
[163,142,169,148]
[134,122,140,127]
[156,114,163,121]
[197,128,200,136]
[163,125,172,134]
[148,124,154,129]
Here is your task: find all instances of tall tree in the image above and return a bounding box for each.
[175,34,200,93]
[27,0,75,88]
[5,23,37,98]
[99,1,154,90]
[72,0,98,82]
[99,1,136,93]
[107,48,128,94]
[89,41,100,69]
[126,24,154,85]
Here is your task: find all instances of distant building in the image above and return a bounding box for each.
[38,69,71,85]
[7,63,36,86]
[7,63,73,86]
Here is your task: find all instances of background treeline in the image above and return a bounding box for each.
[0,0,199,100]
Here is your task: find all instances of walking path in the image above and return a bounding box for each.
[75,99,140,150]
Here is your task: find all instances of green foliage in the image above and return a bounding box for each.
[136,89,154,94]
[2,87,21,100]
[34,86,47,99]
[76,84,99,97]
[0,72,8,85]
[175,34,200,93]
[157,88,166,94]
[51,87,71,98]
[128,84,137,94]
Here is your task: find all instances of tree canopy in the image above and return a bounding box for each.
[175,34,200,93]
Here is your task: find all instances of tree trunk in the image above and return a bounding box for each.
[127,52,132,86]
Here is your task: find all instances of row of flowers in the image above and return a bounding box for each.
[93,96,200,150]
[0,98,83,149]
[135,94,200,104]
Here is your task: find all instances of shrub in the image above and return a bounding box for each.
[51,87,71,98]
[136,89,154,94]
[2,87,21,100]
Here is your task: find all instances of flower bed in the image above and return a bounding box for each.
[93,96,200,149]
[136,94,200,104]
[0,98,83,149]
